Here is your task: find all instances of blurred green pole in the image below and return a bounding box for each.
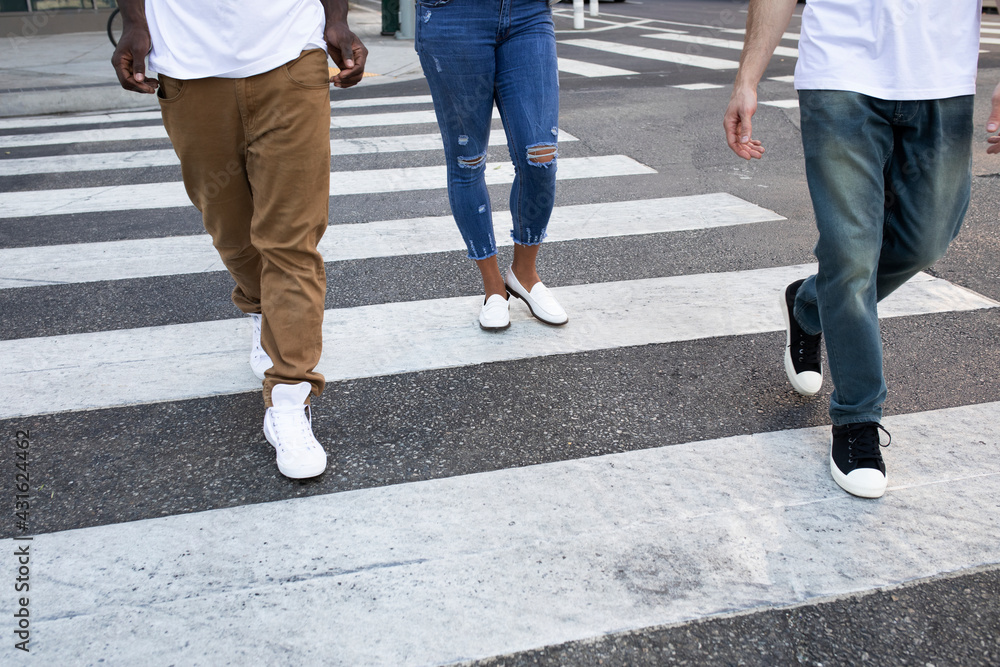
[381,0,400,36]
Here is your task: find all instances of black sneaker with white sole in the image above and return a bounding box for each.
[781,279,823,396]
[830,422,890,498]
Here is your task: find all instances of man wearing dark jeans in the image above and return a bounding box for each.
[112,0,367,479]
[724,0,1000,498]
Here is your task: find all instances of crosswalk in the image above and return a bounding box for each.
[545,8,1000,87]
[2,53,1000,666]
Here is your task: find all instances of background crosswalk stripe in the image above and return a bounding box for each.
[17,401,1000,664]
[557,57,638,77]
[0,130,579,177]
[760,100,799,109]
[721,28,801,41]
[641,32,799,58]
[0,155,656,219]
[0,109,163,130]
[0,108,485,149]
[0,194,782,288]
[0,95,436,131]
[3,265,994,419]
[0,124,169,148]
[329,94,434,108]
[673,83,724,90]
[559,39,739,70]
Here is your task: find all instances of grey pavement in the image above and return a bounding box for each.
[1,1,999,664]
[0,1,422,118]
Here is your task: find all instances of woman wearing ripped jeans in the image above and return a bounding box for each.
[416,0,568,330]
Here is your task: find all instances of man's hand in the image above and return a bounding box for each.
[110,2,158,95]
[325,22,368,89]
[988,81,1000,155]
[722,0,796,161]
[724,86,765,160]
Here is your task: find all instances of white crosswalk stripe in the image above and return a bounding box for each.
[557,57,638,77]
[0,130,579,176]
[0,95,436,131]
[559,38,739,70]
[641,32,799,58]
[0,155,654,218]
[0,194,779,287]
[2,84,997,665]
[18,401,1000,665]
[4,265,994,420]
[0,108,489,149]
[760,99,799,109]
[673,83,724,90]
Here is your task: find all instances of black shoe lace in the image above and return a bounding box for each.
[796,331,822,365]
[846,423,891,464]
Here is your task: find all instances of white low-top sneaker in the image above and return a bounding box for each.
[263,381,327,479]
[505,268,568,326]
[479,293,510,331]
[249,313,273,380]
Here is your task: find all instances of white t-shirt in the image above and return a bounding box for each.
[146,0,327,79]
[794,0,981,100]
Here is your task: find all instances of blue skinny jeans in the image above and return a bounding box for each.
[794,90,973,426]
[416,0,559,260]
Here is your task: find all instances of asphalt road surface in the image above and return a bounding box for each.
[1,1,998,664]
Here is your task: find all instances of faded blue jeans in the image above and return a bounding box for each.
[794,91,973,425]
[416,0,559,260]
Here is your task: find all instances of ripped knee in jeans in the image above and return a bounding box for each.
[526,142,557,167]
[458,150,487,169]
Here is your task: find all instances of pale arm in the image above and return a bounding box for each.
[723,0,798,160]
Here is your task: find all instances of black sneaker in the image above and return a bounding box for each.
[781,279,823,396]
[830,422,890,498]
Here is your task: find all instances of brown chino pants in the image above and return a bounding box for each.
[158,49,331,406]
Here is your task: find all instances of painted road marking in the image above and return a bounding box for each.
[0,194,781,287]
[559,39,739,71]
[0,155,656,219]
[14,401,1000,664]
[3,265,994,419]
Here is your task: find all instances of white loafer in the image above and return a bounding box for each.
[479,293,510,331]
[505,268,568,326]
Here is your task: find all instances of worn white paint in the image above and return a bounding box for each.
[760,99,800,109]
[2,265,994,419]
[0,108,490,149]
[673,83,724,90]
[559,39,739,70]
[0,155,654,219]
[641,32,799,58]
[0,131,578,177]
[557,57,638,77]
[9,402,1000,665]
[0,194,781,288]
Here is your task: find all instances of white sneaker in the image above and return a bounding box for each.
[505,268,568,326]
[249,313,273,380]
[263,382,327,479]
[479,293,510,331]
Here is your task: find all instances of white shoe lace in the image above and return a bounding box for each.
[268,404,320,456]
[250,315,272,369]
